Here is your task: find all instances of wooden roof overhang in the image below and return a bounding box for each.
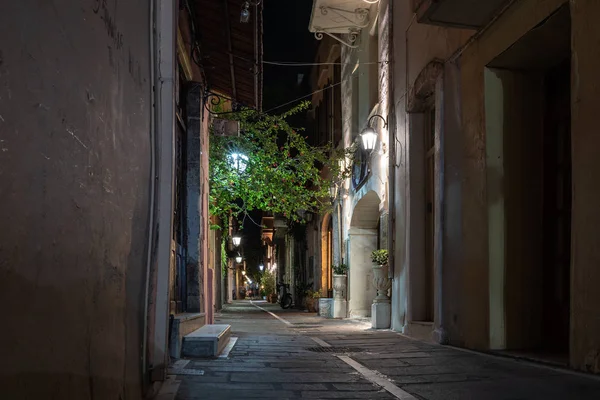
[192,0,263,110]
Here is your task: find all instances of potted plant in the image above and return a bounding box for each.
[261,270,277,303]
[305,290,321,313]
[371,249,391,302]
[296,281,313,310]
[371,249,388,266]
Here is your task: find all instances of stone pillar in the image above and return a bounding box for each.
[185,82,203,312]
[348,228,377,317]
[372,264,391,329]
[333,274,348,318]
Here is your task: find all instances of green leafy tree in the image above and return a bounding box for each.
[209,102,351,228]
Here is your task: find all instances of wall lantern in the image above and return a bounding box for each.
[360,114,388,153]
[232,235,242,247]
[240,1,262,23]
[259,264,264,272]
[305,212,314,222]
[236,255,243,264]
[329,185,337,201]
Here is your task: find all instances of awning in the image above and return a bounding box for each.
[192,0,263,110]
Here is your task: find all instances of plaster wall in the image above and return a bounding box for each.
[0,0,152,398]
[390,0,472,336]
[338,2,390,316]
[458,0,567,351]
[453,0,600,372]
[566,0,600,374]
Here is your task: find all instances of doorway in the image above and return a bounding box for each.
[321,213,333,297]
[423,106,436,323]
[485,4,571,361]
[348,191,381,317]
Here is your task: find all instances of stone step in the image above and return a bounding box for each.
[169,312,206,359]
[181,324,231,358]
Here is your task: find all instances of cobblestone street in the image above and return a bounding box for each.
[160,301,600,400]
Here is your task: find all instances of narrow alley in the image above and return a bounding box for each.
[161,302,600,400]
[4,1,600,399]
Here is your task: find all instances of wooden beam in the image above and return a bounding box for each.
[221,0,237,100]
[177,28,194,81]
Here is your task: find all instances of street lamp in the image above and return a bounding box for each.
[228,152,248,173]
[232,235,242,247]
[259,264,264,272]
[236,255,243,264]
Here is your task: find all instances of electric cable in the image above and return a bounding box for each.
[230,53,387,67]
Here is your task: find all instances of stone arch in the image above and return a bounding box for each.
[406,59,444,113]
[348,190,381,317]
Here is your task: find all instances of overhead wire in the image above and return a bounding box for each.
[263,77,348,114]
[230,52,387,67]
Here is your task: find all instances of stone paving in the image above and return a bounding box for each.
[168,301,600,400]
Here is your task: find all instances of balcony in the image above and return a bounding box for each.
[415,0,510,29]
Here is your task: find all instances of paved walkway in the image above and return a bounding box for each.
[162,301,600,400]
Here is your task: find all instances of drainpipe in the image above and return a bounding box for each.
[387,0,395,282]
[149,0,177,382]
[142,0,157,383]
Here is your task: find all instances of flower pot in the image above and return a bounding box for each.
[305,297,314,312]
[372,264,391,302]
[333,274,347,300]
[319,298,333,318]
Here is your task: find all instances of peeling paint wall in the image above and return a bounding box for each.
[0,0,151,398]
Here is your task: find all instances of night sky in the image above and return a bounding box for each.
[241,0,317,280]
[262,0,317,112]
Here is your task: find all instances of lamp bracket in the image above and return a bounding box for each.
[320,6,370,28]
[367,114,388,129]
[313,28,360,49]
[312,4,370,48]
[203,89,243,118]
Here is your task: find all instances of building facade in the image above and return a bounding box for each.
[0,0,263,398]
[309,0,600,375]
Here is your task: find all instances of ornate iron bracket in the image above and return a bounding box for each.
[313,6,370,49]
[202,90,242,120]
[320,6,370,28]
[314,28,361,48]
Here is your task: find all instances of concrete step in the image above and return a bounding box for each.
[169,312,206,359]
[181,324,231,358]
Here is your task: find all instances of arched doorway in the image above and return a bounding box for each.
[320,213,333,297]
[348,191,381,317]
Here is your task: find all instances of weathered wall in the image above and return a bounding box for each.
[390,0,472,336]
[570,0,600,374]
[338,1,391,318]
[0,0,151,398]
[459,0,566,350]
